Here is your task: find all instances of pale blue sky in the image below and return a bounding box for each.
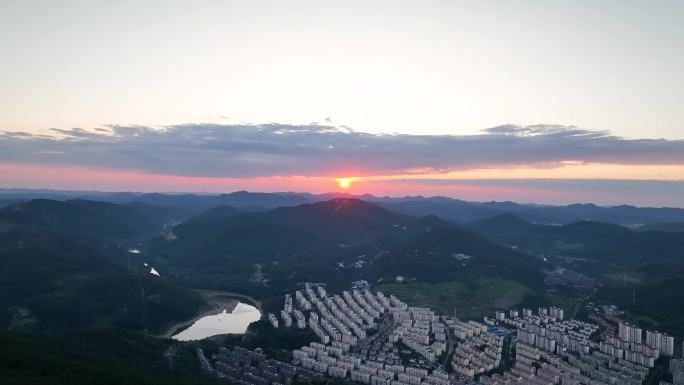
[1,0,682,138]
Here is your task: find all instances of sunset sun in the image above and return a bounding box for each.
[338,178,351,189]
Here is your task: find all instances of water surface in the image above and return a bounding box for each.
[172,302,261,341]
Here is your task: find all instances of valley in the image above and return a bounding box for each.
[1,191,683,384]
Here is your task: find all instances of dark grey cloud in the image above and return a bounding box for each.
[1,123,683,178]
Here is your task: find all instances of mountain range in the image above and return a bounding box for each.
[3,188,684,226]
[1,192,684,384]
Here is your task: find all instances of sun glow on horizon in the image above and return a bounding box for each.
[338,178,351,189]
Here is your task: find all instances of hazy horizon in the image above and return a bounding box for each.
[1,1,682,206]
[2,183,684,208]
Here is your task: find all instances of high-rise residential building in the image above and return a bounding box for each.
[618,322,632,341]
[618,322,643,344]
[646,330,674,357]
[646,330,662,350]
[549,307,564,321]
[661,334,675,357]
[495,311,506,322]
[672,358,684,385]
[631,326,643,344]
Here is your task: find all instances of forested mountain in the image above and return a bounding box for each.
[468,213,684,262]
[2,193,684,384]
[468,213,684,335]
[0,199,205,333]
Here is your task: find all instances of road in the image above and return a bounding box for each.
[443,322,456,368]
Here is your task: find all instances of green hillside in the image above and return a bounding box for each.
[366,226,547,283]
[0,200,206,333]
[378,278,534,321]
[469,213,684,335]
[0,239,204,333]
[0,330,221,385]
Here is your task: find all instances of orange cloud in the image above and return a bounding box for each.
[356,163,684,182]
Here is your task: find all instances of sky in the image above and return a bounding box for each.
[0,0,683,206]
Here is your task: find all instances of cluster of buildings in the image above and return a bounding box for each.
[497,307,598,357]
[496,307,565,325]
[450,327,503,377]
[482,305,684,384]
[206,346,325,385]
[567,349,652,385]
[479,341,648,385]
[543,267,595,290]
[444,319,486,340]
[598,322,675,368]
[274,284,456,385]
[201,281,684,385]
[294,339,449,385]
[390,307,448,363]
[269,285,386,347]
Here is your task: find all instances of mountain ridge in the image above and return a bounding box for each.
[3,189,684,225]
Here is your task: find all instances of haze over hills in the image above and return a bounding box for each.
[2,188,684,226]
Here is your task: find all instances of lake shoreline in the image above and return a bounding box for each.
[195,289,263,312]
[159,289,262,339]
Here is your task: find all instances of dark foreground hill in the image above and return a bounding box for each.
[0,330,222,385]
[0,199,205,333]
[0,234,203,333]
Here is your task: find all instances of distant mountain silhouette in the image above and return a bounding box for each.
[4,189,684,225]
